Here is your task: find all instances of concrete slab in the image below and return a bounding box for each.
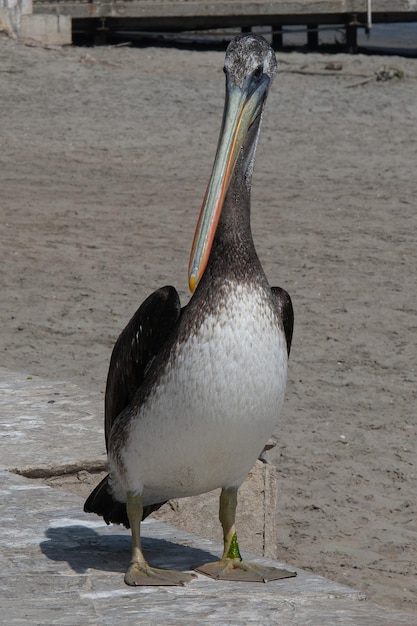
[1,367,415,624]
[0,366,105,473]
[2,469,416,625]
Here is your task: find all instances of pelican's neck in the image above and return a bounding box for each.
[201,116,266,286]
[207,110,265,280]
[213,158,253,251]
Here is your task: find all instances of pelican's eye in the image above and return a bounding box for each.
[253,65,263,79]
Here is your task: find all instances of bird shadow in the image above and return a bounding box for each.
[40,524,216,575]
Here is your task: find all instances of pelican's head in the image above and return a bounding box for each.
[224,33,277,88]
[188,34,277,293]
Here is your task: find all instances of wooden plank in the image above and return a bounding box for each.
[33,0,417,21]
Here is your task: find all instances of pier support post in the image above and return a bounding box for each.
[272,24,283,49]
[94,17,109,45]
[346,15,359,53]
[307,23,319,50]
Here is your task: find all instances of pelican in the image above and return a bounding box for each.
[84,33,294,586]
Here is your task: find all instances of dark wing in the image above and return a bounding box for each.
[271,286,294,357]
[104,285,182,448]
[84,285,182,526]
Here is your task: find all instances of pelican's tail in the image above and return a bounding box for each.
[83,476,166,527]
[84,475,130,527]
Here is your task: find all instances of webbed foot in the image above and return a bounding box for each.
[125,561,196,586]
[195,558,296,583]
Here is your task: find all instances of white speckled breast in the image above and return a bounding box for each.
[109,283,287,505]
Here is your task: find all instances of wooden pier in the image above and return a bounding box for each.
[3,0,417,48]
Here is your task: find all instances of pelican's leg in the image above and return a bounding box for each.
[195,487,296,582]
[219,486,241,561]
[124,492,195,586]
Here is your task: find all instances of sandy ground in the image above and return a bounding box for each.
[1,33,416,614]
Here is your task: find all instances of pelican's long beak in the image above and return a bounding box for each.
[188,71,271,293]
